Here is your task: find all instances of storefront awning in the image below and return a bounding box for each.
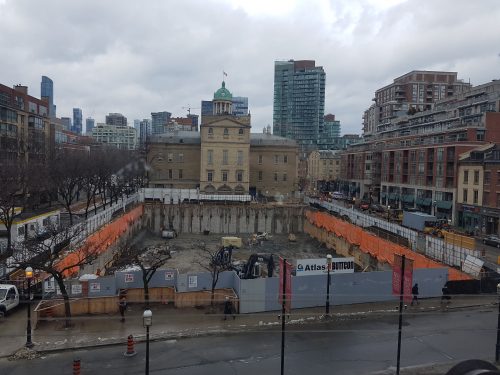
[401,195,415,203]
[416,198,432,206]
[436,200,453,210]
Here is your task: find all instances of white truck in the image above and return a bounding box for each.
[0,284,20,317]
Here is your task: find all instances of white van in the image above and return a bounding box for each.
[0,284,20,317]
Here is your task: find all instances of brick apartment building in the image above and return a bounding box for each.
[0,84,51,164]
[457,144,500,235]
[341,77,500,224]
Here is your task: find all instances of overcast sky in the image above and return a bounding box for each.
[0,0,499,135]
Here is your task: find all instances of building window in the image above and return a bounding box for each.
[483,191,489,205]
[237,150,243,165]
[274,172,278,182]
[238,128,244,135]
[258,155,263,165]
[463,189,468,203]
[223,128,229,136]
[463,170,468,184]
[484,171,491,185]
[473,190,478,204]
[207,171,213,182]
[258,171,263,181]
[474,170,479,185]
[222,150,228,165]
[179,169,183,179]
[497,193,500,207]
[222,170,228,182]
[284,155,288,164]
[168,169,172,179]
[274,155,279,164]
[208,127,213,135]
[207,150,213,165]
[177,153,184,162]
[168,153,173,162]
[236,170,243,182]
[283,173,287,182]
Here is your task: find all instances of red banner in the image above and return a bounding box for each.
[392,254,414,302]
[279,257,292,313]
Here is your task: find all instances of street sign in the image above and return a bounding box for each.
[295,258,355,276]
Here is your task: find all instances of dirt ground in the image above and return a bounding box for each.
[134,231,331,273]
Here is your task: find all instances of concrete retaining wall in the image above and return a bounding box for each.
[143,203,305,234]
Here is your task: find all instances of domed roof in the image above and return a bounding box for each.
[214,81,232,101]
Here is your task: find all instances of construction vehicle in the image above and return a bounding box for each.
[403,211,447,237]
[239,253,275,279]
[211,247,275,279]
[423,219,450,238]
[211,246,234,268]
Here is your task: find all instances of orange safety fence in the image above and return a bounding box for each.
[55,205,144,278]
[306,210,470,281]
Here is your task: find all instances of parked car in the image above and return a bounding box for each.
[483,235,500,248]
[331,192,345,200]
[370,204,385,213]
[0,284,20,317]
[360,202,370,210]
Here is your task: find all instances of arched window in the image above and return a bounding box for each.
[223,128,229,136]
[208,127,213,135]
[238,128,244,135]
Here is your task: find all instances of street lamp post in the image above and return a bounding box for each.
[496,283,500,362]
[387,205,391,222]
[25,266,34,348]
[143,309,152,375]
[325,254,333,316]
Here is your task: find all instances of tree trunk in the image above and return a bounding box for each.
[56,277,72,328]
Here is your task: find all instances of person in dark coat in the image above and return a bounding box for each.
[411,283,419,306]
[119,295,127,322]
[223,297,234,320]
[441,285,451,306]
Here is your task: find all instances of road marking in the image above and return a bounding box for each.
[414,336,453,360]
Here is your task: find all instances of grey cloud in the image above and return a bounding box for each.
[0,0,499,134]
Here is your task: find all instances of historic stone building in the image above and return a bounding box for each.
[200,82,251,195]
[147,81,299,199]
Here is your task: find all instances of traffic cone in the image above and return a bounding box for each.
[124,335,137,357]
[73,359,81,375]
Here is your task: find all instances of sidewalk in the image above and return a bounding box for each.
[1,294,495,359]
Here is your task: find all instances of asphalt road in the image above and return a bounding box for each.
[0,307,496,375]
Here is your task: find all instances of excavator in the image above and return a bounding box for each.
[212,246,275,279]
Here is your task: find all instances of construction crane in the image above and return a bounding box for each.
[181,105,200,116]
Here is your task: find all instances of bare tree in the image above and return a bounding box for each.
[80,155,100,219]
[11,223,110,327]
[197,243,233,309]
[112,230,171,308]
[49,150,84,226]
[0,161,23,255]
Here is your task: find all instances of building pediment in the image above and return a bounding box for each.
[202,116,251,128]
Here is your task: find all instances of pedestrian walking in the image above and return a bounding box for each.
[119,295,127,322]
[223,297,234,320]
[441,285,451,306]
[411,283,419,306]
